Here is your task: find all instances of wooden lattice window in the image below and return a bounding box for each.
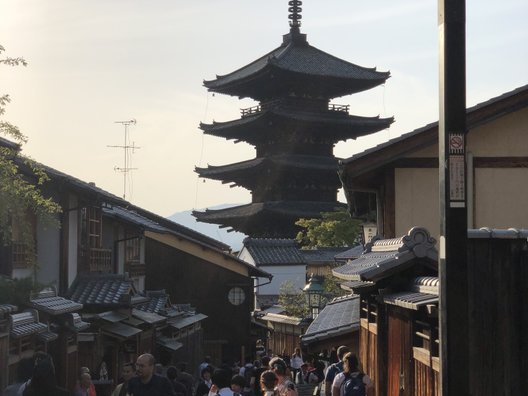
[10,213,36,269]
[125,233,140,264]
[80,206,102,248]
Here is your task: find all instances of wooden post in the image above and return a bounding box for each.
[438,0,469,395]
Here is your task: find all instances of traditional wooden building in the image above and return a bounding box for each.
[256,306,310,357]
[300,294,360,356]
[332,227,438,396]
[339,84,528,239]
[193,1,393,238]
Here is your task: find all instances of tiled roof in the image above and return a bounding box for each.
[131,309,167,325]
[204,32,389,99]
[9,310,47,339]
[168,313,208,330]
[30,296,83,315]
[339,84,528,172]
[101,322,142,339]
[467,228,528,239]
[259,312,306,326]
[194,201,346,228]
[200,109,393,143]
[38,331,59,343]
[301,295,360,344]
[340,280,376,294]
[136,291,188,318]
[157,336,183,351]
[334,245,365,261]
[332,227,437,282]
[196,155,340,181]
[243,238,305,265]
[68,274,138,307]
[66,313,90,332]
[0,304,18,318]
[382,291,438,310]
[300,247,350,265]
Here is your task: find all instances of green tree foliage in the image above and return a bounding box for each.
[0,276,43,307]
[278,281,309,318]
[0,45,61,260]
[295,208,362,248]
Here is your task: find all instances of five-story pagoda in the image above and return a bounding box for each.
[193,1,393,238]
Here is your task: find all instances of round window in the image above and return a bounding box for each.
[228,287,246,306]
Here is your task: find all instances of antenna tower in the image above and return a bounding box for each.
[108,119,139,200]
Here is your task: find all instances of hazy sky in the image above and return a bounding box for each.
[1,0,526,217]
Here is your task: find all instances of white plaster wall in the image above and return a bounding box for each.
[35,216,61,286]
[395,168,440,239]
[237,248,256,266]
[257,265,307,296]
[474,168,528,228]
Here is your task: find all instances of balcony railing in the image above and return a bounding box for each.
[240,101,350,117]
[79,247,113,273]
[125,262,146,277]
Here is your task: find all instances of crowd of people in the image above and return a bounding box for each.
[2,345,373,396]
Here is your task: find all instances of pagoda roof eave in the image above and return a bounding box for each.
[195,155,340,184]
[203,39,390,99]
[193,201,347,224]
[200,110,394,143]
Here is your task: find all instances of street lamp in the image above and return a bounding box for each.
[303,274,324,319]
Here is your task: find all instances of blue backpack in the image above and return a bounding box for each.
[340,372,365,396]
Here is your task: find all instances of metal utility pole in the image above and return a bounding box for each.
[438,1,469,395]
[108,119,139,200]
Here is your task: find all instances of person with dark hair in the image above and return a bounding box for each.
[111,362,136,396]
[268,357,296,396]
[176,362,194,396]
[209,368,234,396]
[331,353,372,396]
[259,370,279,396]
[253,357,270,396]
[230,374,246,396]
[127,353,175,396]
[3,357,33,396]
[23,354,68,396]
[324,345,349,396]
[195,366,213,396]
[167,366,188,396]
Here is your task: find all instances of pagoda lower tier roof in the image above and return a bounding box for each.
[193,201,347,230]
[195,154,341,187]
[200,108,393,144]
[203,32,390,100]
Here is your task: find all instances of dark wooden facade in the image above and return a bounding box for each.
[145,238,258,366]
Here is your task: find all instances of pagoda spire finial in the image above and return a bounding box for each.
[288,0,302,31]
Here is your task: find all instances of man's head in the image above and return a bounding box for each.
[122,362,136,382]
[212,368,232,389]
[300,362,308,373]
[136,353,156,382]
[337,345,350,361]
[269,357,287,376]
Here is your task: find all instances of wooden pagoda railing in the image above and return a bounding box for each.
[240,101,350,117]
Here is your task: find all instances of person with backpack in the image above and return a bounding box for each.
[324,346,349,396]
[331,353,372,396]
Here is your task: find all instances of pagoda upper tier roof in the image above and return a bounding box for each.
[195,154,340,184]
[200,107,393,144]
[203,31,390,100]
[193,201,347,226]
